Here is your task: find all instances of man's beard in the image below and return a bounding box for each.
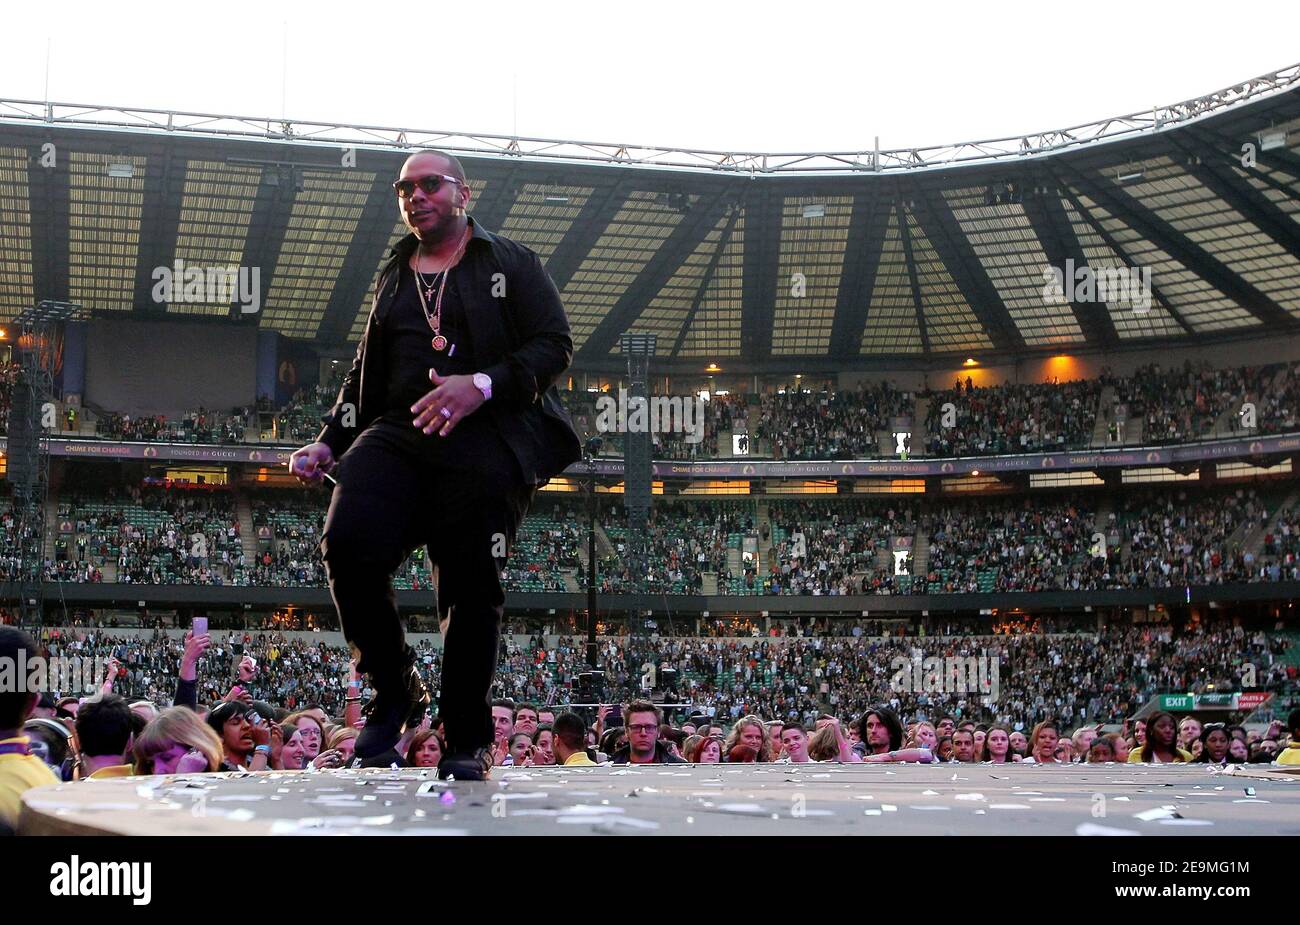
[409,208,461,245]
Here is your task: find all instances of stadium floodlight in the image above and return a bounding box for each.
[544,193,570,204]
[106,162,134,178]
[802,203,826,218]
[1259,129,1288,151]
[1117,168,1144,183]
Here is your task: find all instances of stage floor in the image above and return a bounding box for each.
[20,762,1300,836]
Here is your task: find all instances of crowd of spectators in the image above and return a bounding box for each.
[53,484,244,585]
[94,407,249,444]
[274,372,345,444]
[922,378,1100,456]
[23,618,1294,734]
[3,615,1295,830]
[590,500,744,594]
[51,360,1300,462]
[762,498,916,595]
[1106,362,1283,445]
[751,383,914,460]
[21,480,1300,595]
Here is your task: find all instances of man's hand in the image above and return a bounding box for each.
[225,685,253,706]
[238,655,257,682]
[595,704,611,738]
[492,735,510,767]
[410,368,485,437]
[288,442,336,484]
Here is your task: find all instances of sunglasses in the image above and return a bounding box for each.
[393,174,464,199]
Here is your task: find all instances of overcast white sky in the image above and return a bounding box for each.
[2,1,1298,153]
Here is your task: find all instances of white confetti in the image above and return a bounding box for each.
[490,792,548,801]
[559,804,625,816]
[1134,806,1179,821]
[1076,823,1140,837]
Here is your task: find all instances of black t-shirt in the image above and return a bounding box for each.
[383,262,477,414]
[362,262,521,490]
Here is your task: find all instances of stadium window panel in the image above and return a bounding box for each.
[627,212,728,351]
[1217,460,1293,478]
[851,480,926,494]
[1029,472,1105,488]
[0,146,34,321]
[561,190,692,351]
[680,210,744,358]
[1109,157,1300,319]
[1076,192,1256,333]
[1060,198,1182,339]
[771,195,852,356]
[677,481,752,496]
[1121,467,1200,484]
[261,169,375,338]
[942,475,1015,493]
[68,152,147,312]
[762,481,839,495]
[905,209,991,353]
[167,161,261,317]
[350,219,409,340]
[500,184,593,262]
[1241,164,1300,222]
[942,189,1083,348]
[860,209,923,355]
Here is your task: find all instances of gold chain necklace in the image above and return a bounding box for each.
[412,224,471,352]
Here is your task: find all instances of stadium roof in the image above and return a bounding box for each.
[1,63,1299,374]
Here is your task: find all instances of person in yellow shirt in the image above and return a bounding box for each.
[1127,711,1194,763]
[553,712,597,766]
[1276,709,1300,766]
[0,628,61,831]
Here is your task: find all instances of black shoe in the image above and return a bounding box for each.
[437,747,494,781]
[354,664,430,760]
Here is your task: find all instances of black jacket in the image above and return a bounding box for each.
[610,741,687,764]
[316,218,581,485]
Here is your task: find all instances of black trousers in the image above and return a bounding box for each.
[319,418,532,753]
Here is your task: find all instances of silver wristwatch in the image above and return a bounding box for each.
[473,372,493,401]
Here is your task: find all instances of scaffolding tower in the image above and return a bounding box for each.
[5,301,78,628]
